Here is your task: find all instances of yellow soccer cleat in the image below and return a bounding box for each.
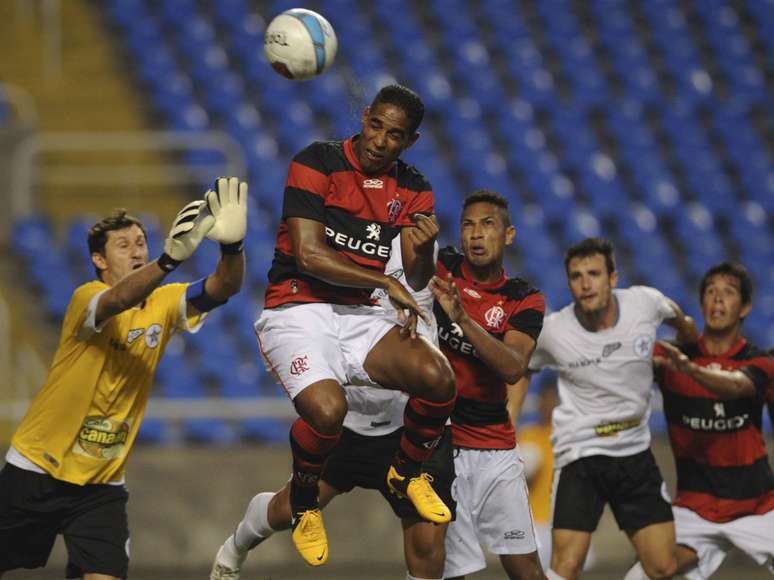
[291,508,328,566]
[387,465,451,524]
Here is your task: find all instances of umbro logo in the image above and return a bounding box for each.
[602,342,622,357]
[504,529,526,540]
[127,328,145,343]
[363,178,384,189]
[463,287,481,299]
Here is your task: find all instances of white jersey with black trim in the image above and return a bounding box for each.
[528,286,675,468]
[343,235,438,437]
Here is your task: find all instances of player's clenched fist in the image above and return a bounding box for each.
[205,177,248,245]
[406,213,439,253]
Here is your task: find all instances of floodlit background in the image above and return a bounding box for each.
[0,0,772,577]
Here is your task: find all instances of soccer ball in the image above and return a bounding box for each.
[264,8,337,81]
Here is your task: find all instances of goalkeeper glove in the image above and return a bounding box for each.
[158,200,215,272]
[205,177,248,250]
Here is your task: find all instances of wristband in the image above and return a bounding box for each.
[186,277,228,312]
[157,253,181,273]
[220,241,244,255]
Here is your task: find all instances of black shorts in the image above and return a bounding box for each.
[0,463,130,578]
[552,449,673,534]
[322,427,456,520]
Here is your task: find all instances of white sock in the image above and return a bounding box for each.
[406,574,442,580]
[546,570,570,580]
[234,492,276,551]
[623,561,648,580]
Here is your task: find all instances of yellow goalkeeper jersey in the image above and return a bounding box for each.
[12,279,204,485]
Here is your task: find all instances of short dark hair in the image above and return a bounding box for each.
[699,261,752,305]
[564,237,616,276]
[88,209,146,279]
[462,189,511,227]
[370,84,425,134]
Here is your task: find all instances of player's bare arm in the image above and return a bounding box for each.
[655,340,757,398]
[401,213,439,291]
[506,376,531,427]
[430,272,535,383]
[95,200,214,326]
[289,216,428,335]
[663,298,698,343]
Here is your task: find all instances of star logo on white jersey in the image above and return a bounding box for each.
[484,305,505,329]
[127,328,145,343]
[633,334,654,358]
[366,223,381,241]
[714,402,726,418]
[363,178,384,189]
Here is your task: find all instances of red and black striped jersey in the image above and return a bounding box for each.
[265,137,434,308]
[655,336,774,522]
[435,247,545,450]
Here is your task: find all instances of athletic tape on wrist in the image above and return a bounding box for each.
[186,277,227,312]
[157,253,180,273]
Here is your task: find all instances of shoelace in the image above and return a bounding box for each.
[412,473,440,503]
[298,510,324,541]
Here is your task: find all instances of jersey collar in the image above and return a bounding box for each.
[460,258,506,289]
[344,136,397,176]
[697,334,747,358]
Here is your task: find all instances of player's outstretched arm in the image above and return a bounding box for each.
[400,213,439,291]
[95,200,214,325]
[663,298,698,343]
[191,177,248,311]
[654,340,758,398]
[430,273,535,383]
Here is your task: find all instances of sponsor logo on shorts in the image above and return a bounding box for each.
[594,419,641,437]
[504,529,526,540]
[422,435,442,450]
[73,416,131,460]
[290,355,310,376]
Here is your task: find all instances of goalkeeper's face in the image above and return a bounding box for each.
[94,225,149,285]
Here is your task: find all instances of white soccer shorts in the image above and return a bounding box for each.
[255,303,397,400]
[444,446,539,578]
[674,505,774,579]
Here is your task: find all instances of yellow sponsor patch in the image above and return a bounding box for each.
[594,419,641,437]
[73,416,131,460]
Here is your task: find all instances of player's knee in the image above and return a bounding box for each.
[306,393,347,434]
[417,354,455,402]
[641,557,677,579]
[407,535,445,576]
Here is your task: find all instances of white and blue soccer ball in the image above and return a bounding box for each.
[264,8,337,80]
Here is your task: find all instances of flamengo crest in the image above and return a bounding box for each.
[484,305,505,329]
